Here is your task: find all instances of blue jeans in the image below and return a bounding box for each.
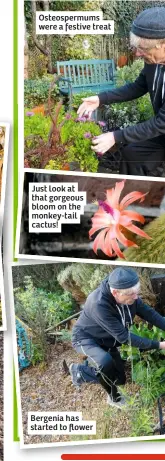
[72,337,126,401]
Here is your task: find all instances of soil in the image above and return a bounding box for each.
[20,342,157,446]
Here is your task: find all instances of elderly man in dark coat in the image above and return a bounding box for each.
[69,268,165,408]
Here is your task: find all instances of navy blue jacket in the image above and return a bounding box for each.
[99,63,165,144]
[72,276,165,350]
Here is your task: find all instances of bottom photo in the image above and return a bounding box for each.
[11,262,165,447]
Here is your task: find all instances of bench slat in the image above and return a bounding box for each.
[57,59,116,93]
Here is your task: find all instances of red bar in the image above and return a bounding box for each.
[61,455,165,460]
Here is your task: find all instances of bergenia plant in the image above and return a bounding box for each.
[89,180,151,259]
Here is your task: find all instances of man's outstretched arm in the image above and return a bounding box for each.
[136,298,165,331]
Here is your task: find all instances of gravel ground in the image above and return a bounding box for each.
[19,342,158,447]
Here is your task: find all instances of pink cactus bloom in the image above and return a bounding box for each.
[89,180,151,259]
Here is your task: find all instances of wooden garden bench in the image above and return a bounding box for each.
[56,59,116,97]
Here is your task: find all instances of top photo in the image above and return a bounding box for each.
[24,1,165,177]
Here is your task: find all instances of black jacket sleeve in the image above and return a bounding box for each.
[94,303,159,350]
[136,298,165,331]
[98,67,148,106]
[114,102,165,144]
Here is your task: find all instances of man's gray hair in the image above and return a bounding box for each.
[130,31,165,49]
[110,281,140,296]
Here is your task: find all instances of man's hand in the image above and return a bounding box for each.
[160,341,165,349]
[92,132,116,154]
[77,96,99,118]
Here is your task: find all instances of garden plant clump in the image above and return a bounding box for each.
[24,60,154,174]
[104,60,153,131]
[24,80,102,172]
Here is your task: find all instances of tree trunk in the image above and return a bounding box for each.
[24,19,29,78]
[31,1,49,57]
[43,1,53,73]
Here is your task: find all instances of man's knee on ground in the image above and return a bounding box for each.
[96,352,114,375]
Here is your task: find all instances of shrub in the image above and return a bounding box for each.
[60,112,101,172]
[104,60,153,130]
[24,104,101,172]
[116,59,144,85]
[121,322,165,364]
[24,112,51,149]
[24,77,59,108]
[14,276,76,363]
[72,91,97,110]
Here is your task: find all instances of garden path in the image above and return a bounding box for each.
[20,342,158,446]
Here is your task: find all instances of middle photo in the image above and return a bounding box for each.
[16,170,165,265]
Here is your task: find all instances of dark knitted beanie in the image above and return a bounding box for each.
[131,7,165,39]
[108,267,139,290]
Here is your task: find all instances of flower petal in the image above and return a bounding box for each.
[89,225,109,238]
[127,223,152,240]
[121,210,145,224]
[111,239,125,259]
[104,231,114,257]
[107,180,125,209]
[92,229,108,254]
[115,225,139,248]
[91,207,113,227]
[119,191,147,209]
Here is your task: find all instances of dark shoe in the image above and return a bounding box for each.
[62,359,70,375]
[107,394,128,409]
[69,363,81,387]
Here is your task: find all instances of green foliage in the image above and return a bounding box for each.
[57,263,111,300]
[25,103,100,171]
[24,112,51,149]
[64,35,102,60]
[104,60,153,130]
[28,50,49,79]
[12,263,67,293]
[116,60,144,85]
[14,276,76,363]
[121,322,165,363]
[31,343,45,366]
[130,405,155,437]
[72,91,97,110]
[60,113,101,172]
[24,77,59,108]
[56,329,72,343]
[45,159,70,170]
[15,276,76,328]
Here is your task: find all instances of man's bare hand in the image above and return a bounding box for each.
[92,132,116,154]
[77,96,99,118]
[160,341,165,349]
